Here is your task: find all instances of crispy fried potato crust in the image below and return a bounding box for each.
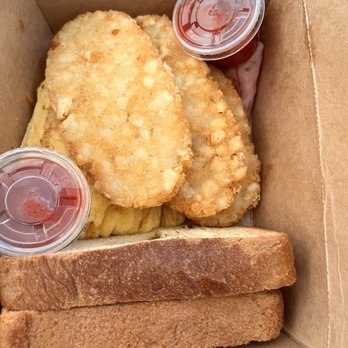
[22,83,184,238]
[194,66,261,227]
[137,15,247,219]
[45,11,191,208]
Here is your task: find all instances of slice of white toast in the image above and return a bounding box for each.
[0,291,283,348]
[0,227,295,311]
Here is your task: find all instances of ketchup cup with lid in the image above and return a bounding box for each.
[173,0,265,67]
[0,147,91,256]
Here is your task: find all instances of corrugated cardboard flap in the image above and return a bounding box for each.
[254,0,348,347]
[305,0,348,346]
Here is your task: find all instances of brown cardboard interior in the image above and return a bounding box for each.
[1,0,347,347]
[0,0,52,153]
[253,0,328,346]
[35,0,175,33]
[247,333,303,348]
[253,0,348,347]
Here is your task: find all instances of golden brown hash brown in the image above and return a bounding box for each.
[137,15,247,219]
[44,11,192,208]
[194,66,261,227]
[22,83,185,239]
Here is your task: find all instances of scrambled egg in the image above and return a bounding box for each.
[22,83,185,239]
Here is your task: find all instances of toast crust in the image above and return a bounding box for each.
[0,291,283,348]
[0,227,295,311]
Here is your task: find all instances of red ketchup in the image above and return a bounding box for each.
[0,148,90,256]
[173,0,265,67]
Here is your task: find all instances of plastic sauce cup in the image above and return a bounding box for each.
[173,0,265,67]
[0,147,91,256]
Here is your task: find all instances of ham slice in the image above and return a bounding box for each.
[224,42,264,116]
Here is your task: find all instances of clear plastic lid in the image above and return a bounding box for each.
[173,0,265,60]
[0,147,91,256]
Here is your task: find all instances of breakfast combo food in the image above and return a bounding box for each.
[0,1,296,347]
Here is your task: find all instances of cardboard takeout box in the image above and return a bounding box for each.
[1,0,347,347]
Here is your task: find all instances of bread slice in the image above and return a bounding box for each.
[0,291,283,348]
[0,227,295,311]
